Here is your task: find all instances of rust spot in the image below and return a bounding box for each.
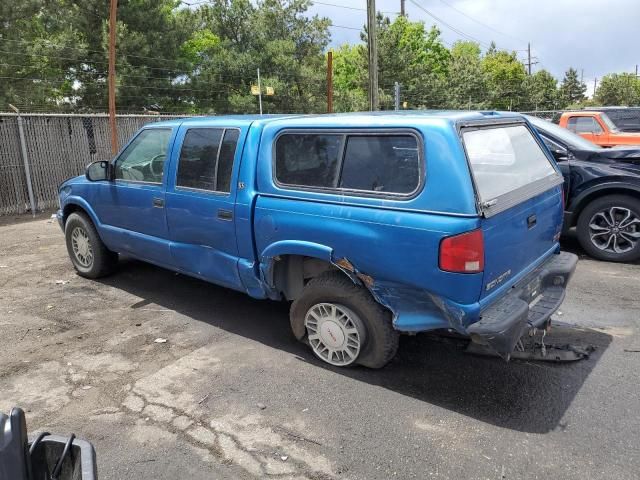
[356,272,374,288]
[335,258,354,272]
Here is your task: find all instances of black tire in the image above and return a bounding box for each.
[576,195,640,262]
[64,212,118,278]
[290,271,399,368]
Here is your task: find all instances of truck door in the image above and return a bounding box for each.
[165,125,245,290]
[94,127,174,264]
[567,116,606,146]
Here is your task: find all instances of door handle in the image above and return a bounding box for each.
[152,197,164,208]
[217,209,233,221]
[527,214,537,229]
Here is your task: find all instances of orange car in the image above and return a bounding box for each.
[558,111,640,147]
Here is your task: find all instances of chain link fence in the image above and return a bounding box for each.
[0,113,184,216]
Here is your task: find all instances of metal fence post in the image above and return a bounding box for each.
[394,82,400,111]
[9,105,37,217]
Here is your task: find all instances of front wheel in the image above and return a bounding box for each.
[576,195,640,262]
[290,272,399,368]
[64,212,118,278]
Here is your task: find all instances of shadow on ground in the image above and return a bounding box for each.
[100,258,612,434]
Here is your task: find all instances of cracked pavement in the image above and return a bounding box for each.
[1,215,639,479]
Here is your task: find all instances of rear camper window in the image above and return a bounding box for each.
[463,125,558,202]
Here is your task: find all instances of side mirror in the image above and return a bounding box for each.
[551,149,568,162]
[85,160,110,182]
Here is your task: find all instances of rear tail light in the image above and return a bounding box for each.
[439,229,484,273]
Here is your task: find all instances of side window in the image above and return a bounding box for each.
[176,128,239,193]
[566,117,578,132]
[115,129,172,183]
[339,135,420,193]
[217,129,240,193]
[573,117,601,134]
[592,119,604,134]
[275,134,342,188]
[540,135,567,159]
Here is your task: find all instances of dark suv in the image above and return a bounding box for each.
[527,115,640,262]
[584,107,640,132]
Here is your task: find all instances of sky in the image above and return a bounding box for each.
[307,0,640,96]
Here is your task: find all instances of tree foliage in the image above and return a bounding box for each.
[595,73,640,106]
[0,2,636,113]
[559,67,587,107]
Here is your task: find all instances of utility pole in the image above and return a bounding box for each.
[367,0,378,111]
[593,78,598,98]
[581,69,584,84]
[256,68,263,115]
[327,51,333,113]
[525,42,538,75]
[400,0,405,16]
[108,0,118,155]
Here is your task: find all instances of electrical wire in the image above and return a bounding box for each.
[51,433,76,480]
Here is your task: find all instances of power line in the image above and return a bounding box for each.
[433,0,526,47]
[407,0,494,50]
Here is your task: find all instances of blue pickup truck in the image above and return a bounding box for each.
[57,111,577,368]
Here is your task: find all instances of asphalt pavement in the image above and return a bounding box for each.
[0,216,638,479]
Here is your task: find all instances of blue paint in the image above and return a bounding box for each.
[57,111,568,338]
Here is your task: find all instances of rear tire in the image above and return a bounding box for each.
[290,271,399,368]
[576,195,640,262]
[64,212,118,278]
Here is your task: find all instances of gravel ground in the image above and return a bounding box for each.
[0,216,639,480]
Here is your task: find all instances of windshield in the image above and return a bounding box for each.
[524,115,600,151]
[599,112,620,133]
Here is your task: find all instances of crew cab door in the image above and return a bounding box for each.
[94,127,175,263]
[164,125,244,289]
[461,121,564,300]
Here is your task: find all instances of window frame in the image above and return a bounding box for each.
[174,126,241,196]
[271,128,425,200]
[457,118,563,218]
[113,127,174,186]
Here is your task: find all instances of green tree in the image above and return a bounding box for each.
[481,49,527,110]
[180,0,330,113]
[559,67,587,107]
[523,69,558,111]
[595,73,640,106]
[446,41,486,109]
[332,44,368,112]
[362,15,450,109]
[0,0,88,111]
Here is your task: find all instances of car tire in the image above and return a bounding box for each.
[576,195,640,262]
[290,271,399,368]
[64,212,118,278]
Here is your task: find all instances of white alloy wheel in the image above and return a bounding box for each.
[304,303,364,366]
[71,226,94,268]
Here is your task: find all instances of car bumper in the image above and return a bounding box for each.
[466,251,578,356]
[55,209,64,231]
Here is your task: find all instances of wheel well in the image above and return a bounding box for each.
[272,255,340,301]
[62,203,87,226]
[570,188,640,227]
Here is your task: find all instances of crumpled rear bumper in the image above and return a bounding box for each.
[466,251,578,356]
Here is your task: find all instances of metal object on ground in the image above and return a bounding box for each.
[466,340,594,362]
